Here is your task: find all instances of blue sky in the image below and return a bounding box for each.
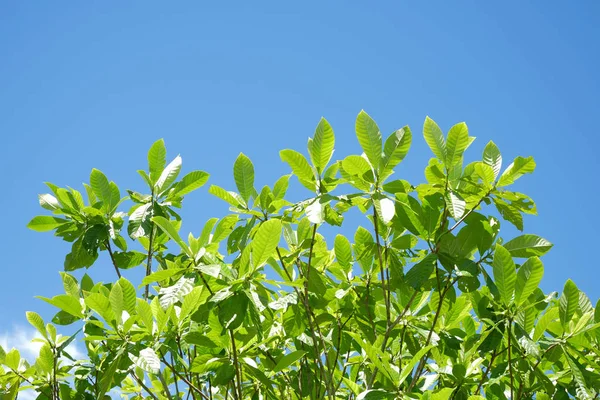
[1,1,599,346]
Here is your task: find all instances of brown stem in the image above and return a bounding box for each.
[105,239,121,278]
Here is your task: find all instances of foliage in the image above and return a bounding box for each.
[2,111,599,400]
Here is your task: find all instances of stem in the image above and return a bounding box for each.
[162,355,209,400]
[475,348,497,394]
[130,372,160,400]
[8,367,54,399]
[408,277,457,392]
[367,290,418,388]
[275,246,331,398]
[508,319,514,400]
[158,372,174,400]
[52,346,58,399]
[438,191,491,242]
[105,239,121,278]
[230,329,243,400]
[144,224,156,300]
[170,353,182,399]
[372,206,391,328]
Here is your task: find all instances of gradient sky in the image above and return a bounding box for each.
[1,2,599,343]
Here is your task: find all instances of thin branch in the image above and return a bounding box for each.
[161,355,209,400]
[408,277,457,391]
[372,206,391,328]
[105,239,121,278]
[508,319,514,400]
[230,329,243,400]
[144,224,156,300]
[130,372,160,400]
[475,348,498,394]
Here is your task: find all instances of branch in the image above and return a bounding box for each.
[230,329,243,400]
[144,224,156,300]
[105,239,121,279]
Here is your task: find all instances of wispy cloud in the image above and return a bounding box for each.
[1,325,86,398]
[0,324,84,363]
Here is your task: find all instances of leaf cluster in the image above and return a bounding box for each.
[2,112,598,400]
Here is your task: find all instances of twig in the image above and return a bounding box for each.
[105,239,121,278]
[230,329,243,400]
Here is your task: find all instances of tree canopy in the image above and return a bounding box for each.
[1,111,598,399]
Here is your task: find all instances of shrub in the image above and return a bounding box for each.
[1,111,598,399]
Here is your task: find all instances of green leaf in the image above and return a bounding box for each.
[140,268,184,287]
[98,353,122,399]
[151,216,192,257]
[233,153,255,203]
[272,175,290,200]
[179,286,205,321]
[148,139,167,184]
[423,116,446,162]
[251,219,282,269]
[397,344,435,387]
[483,141,502,180]
[563,349,593,399]
[173,170,210,197]
[334,234,352,270]
[273,350,306,372]
[109,283,124,324]
[514,257,544,306]
[60,272,79,298]
[90,169,112,210]
[446,191,466,219]
[503,235,553,258]
[355,110,382,169]
[492,244,517,305]
[159,277,194,309]
[155,155,182,193]
[26,311,47,339]
[406,254,436,290]
[38,294,83,318]
[84,293,114,323]
[113,251,146,270]
[36,343,54,373]
[356,389,396,400]
[379,126,412,179]
[27,216,69,232]
[118,278,137,315]
[209,185,243,207]
[559,279,580,328]
[497,156,536,187]
[493,197,524,231]
[280,149,316,191]
[130,348,160,375]
[137,299,153,331]
[218,292,249,330]
[445,122,469,167]
[309,117,335,174]
[4,348,20,370]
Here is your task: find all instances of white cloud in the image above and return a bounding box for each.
[0,325,86,398]
[0,325,84,362]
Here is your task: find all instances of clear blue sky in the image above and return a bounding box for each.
[1,2,599,334]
